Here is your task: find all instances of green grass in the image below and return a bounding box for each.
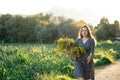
[94,41,120,66]
[0,41,120,80]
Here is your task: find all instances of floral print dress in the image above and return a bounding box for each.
[74,38,95,80]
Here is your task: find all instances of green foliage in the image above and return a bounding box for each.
[0,41,120,79]
[58,19,79,39]
[95,57,111,66]
[0,13,120,43]
[0,43,74,79]
[0,14,38,42]
[94,41,120,66]
[35,24,59,43]
[95,17,120,41]
[0,13,80,43]
[0,65,7,80]
[55,75,72,80]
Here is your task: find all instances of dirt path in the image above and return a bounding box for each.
[95,60,120,80]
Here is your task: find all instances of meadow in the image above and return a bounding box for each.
[0,40,120,80]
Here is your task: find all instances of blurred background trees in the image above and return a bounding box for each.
[0,13,120,43]
[95,17,120,41]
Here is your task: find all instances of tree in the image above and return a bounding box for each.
[99,17,109,26]
[35,23,59,43]
[0,14,12,42]
[114,20,120,33]
[58,18,79,39]
[95,17,116,41]
[74,20,86,27]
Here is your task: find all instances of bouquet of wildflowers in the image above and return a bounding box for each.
[55,38,86,58]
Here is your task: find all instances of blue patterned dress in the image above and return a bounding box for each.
[74,38,95,80]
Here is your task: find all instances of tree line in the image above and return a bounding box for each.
[0,13,120,43]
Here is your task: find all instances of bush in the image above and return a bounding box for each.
[95,57,111,66]
[0,42,120,79]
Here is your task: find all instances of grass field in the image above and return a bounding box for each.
[0,41,120,80]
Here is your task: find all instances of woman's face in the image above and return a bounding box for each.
[81,27,88,37]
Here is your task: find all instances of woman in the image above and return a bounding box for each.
[74,25,96,80]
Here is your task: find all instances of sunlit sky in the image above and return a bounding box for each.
[0,0,120,26]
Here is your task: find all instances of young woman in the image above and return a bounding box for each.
[74,25,96,80]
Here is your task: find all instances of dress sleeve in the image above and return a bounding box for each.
[75,38,80,45]
[90,38,95,55]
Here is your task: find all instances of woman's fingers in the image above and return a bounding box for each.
[87,56,91,64]
[87,59,90,64]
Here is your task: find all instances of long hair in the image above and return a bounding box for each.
[78,25,97,45]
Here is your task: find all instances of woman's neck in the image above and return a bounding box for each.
[82,37,88,39]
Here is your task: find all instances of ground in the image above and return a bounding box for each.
[95,60,120,80]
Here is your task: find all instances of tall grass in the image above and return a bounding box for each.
[94,40,120,66]
[0,41,120,79]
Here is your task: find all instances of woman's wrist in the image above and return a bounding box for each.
[89,53,93,57]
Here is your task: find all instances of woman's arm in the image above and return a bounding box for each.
[87,38,95,64]
[90,38,95,56]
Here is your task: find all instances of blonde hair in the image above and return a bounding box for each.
[78,25,97,45]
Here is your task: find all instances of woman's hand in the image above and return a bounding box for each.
[87,54,92,64]
[66,48,71,56]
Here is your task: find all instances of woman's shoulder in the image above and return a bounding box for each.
[89,38,94,41]
[75,37,82,41]
[89,38,95,45]
[75,37,82,43]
